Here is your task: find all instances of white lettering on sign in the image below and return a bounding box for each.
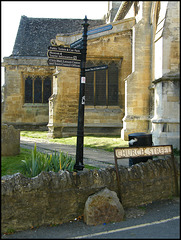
[82,96,85,105]
[114,145,172,159]
[81,77,86,84]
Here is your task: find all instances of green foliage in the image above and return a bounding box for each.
[20,131,48,139]
[60,152,76,172]
[84,164,99,170]
[3,228,16,235]
[1,147,96,177]
[21,143,76,177]
[173,148,180,156]
[1,148,32,176]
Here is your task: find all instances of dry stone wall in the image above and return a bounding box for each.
[1,157,179,232]
[2,61,55,130]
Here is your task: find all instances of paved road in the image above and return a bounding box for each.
[20,137,129,169]
[1,198,180,239]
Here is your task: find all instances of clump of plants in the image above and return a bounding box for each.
[21,143,75,178]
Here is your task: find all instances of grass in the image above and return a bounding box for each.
[3,131,179,177]
[21,131,48,139]
[2,131,128,177]
[1,148,32,176]
[1,147,99,177]
[20,131,129,152]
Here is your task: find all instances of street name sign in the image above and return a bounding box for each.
[114,145,173,159]
[85,65,108,72]
[114,144,179,201]
[47,46,82,68]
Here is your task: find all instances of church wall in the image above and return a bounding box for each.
[162,1,180,74]
[2,19,134,137]
[2,59,55,130]
[151,1,180,149]
[48,67,80,137]
[121,2,152,140]
[48,26,132,137]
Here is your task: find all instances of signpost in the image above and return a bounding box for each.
[74,16,89,171]
[70,38,83,50]
[47,46,82,68]
[48,58,81,68]
[48,51,82,60]
[47,17,113,171]
[48,46,81,53]
[85,65,108,72]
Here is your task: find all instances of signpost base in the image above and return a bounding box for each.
[74,163,84,171]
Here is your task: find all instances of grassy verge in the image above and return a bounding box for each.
[1,148,32,176]
[3,131,179,177]
[20,131,180,158]
[20,131,129,152]
[2,131,127,177]
[1,147,99,177]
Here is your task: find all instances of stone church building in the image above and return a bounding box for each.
[2,1,180,149]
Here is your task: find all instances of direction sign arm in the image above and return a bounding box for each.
[70,24,113,50]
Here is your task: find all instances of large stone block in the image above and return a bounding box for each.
[84,187,124,225]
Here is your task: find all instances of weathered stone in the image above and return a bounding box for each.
[1,157,179,232]
[84,187,124,225]
[1,124,20,156]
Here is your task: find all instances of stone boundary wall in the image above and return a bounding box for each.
[1,158,179,232]
[1,124,20,156]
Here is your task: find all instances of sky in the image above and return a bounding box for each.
[1,1,108,86]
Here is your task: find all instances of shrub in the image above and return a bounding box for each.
[21,143,76,177]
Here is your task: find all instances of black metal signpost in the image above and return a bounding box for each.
[47,17,113,171]
[74,16,89,171]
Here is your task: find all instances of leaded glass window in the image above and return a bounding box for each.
[85,62,118,106]
[25,76,33,103]
[34,76,42,103]
[24,75,52,103]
